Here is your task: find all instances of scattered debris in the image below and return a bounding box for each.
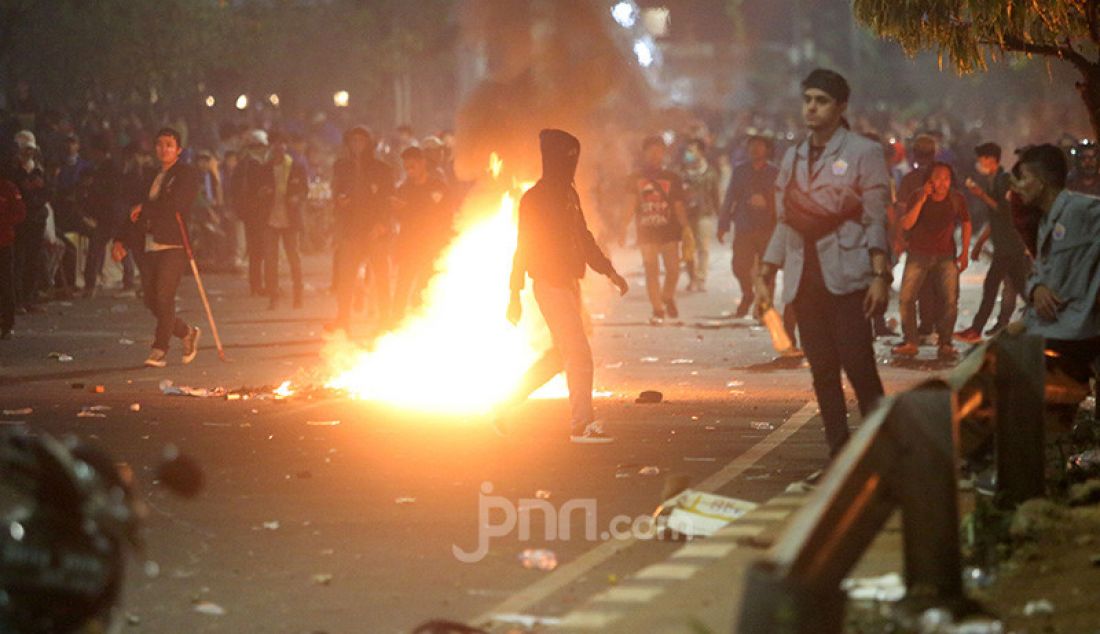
[670,358,694,365]
[535,490,551,500]
[48,352,74,362]
[750,421,776,431]
[130,403,141,412]
[2,408,32,416]
[745,473,772,481]
[1022,599,1054,617]
[77,405,109,418]
[92,385,105,393]
[657,489,758,537]
[262,520,280,531]
[125,612,141,626]
[192,601,226,616]
[491,614,563,628]
[635,390,663,404]
[842,572,905,602]
[962,566,996,590]
[395,497,416,505]
[639,356,659,363]
[604,361,623,369]
[311,573,334,586]
[307,420,341,427]
[683,457,717,462]
[517,549,558,571]
[726,380,745,388]
[638,466,661,476]
[119,338,135,345]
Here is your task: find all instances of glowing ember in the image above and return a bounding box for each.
[315,158,555,415]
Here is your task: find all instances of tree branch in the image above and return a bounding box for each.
[992,34,1095,74]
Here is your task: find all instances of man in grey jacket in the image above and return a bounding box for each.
[753,69,890,458]
[1014,144,1100,386]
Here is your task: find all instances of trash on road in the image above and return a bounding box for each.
[683,457,716,462]
[750,421,776,431]
[535,490,551,500]
[638,466,661,476]
[395,497,416,505]
[726,380,745,388]
[786,481,814,494]
[1022,599,1054,617]
[311,573,334,586]
[307,420,341,427]
[262,520,280,531]
[2,408,32,416]
[48,352,74,362]
[119,338,135,345]
[130,403,141,412]
[492,614,563,628]
[655,489,758,537]
[92,385,105,393]
[842,572,905,602]
[639,356,659,363]
[160,379,219,398]
[745,473,771,480]
[670,358,694,365]
[604,361,623,369]
[517,549,558,571]
[635,390,663,404]
[192,601,226,616]
[77,405,109,418]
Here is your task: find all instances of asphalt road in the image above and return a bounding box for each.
[0,247,985,633]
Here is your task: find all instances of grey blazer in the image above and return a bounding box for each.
[1024,189,1100,341]
[762,128,890,304]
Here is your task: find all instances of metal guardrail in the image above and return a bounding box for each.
[737,332,1047,633]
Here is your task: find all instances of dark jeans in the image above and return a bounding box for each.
[794,285,885,456]
[900,254,958,345]
[917,276,943,336]
[137,249,191,351]
[243,220,267,294]
[264,226,302,301]
[83,226,113,291]
[14,219,45,306]
[970,256,1017,331]
[334,237,391,327]
[731,228,770,307]
[0,245,14,330]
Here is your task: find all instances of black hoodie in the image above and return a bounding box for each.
[510,129,616,291]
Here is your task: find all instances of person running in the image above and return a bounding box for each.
[112,128,202,368]
[629,135,690,324]
[508,129,629,444]
[955,142,1015,342]
[754,68,889,459]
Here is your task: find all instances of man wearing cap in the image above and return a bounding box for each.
[331,125,395,332]
[956,142,1016,342]
[754,69,890,458]
[719,132,779,318]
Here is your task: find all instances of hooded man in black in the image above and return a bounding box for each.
[508,129,629,443]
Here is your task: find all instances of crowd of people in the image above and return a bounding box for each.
[2,73,1099,459]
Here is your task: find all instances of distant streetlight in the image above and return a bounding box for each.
[269,94,280,107]
[333,90,350,108]
[611,2,636,28]
[205,95,216,108]
[236,94,249,110]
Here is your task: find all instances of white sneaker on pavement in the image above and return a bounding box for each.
[570,420,614,444]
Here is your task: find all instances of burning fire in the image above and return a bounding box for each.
[314,155,557,415]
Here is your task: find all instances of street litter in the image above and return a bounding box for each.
[726,380,745,388]
[670,358,694,364]
[750,421,776,431]
[683,457,716,462]
[2,408,32,416]
[639,356,659,363]
[517,549,558,571]
[604,361,623,369]
[638,466,661,476]
[48,352,74,362]
[395,497,416,505]
[653,489,758,537]
[786,481,814,494]
[842,572,906,601]
[307,420,341,426]
[130,403,141,412]
[745,473,771,480]
[311,573,334,586]
[118,338,135,345]
[92,385,105,393]
[262,521,280,530]
[635,390,663,404]
[192,601,226,616]
[535,490,551,500]
[492,614,563,628]
[1022,599,1054,616]
[78,405,109,418]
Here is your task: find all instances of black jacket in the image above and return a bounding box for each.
[510,129,616,291]
[132,161,201,247]
[332,154,394,239]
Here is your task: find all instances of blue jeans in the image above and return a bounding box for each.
[899,254,958,345]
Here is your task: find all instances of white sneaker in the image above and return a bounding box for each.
[570,420,614,444]
[144,348,168,368]
[182,327,201,364]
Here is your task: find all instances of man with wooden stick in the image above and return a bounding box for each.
[112,128,202,368]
